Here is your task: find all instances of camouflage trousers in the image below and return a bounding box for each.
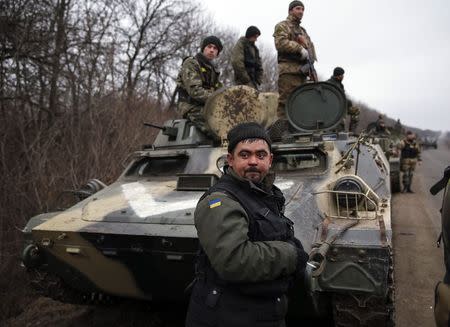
[401,158,418,190]
[178,102,209,135]
[434,282,450,327]
[277,73,305,119]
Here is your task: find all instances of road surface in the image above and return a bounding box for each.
[393,141,449,327]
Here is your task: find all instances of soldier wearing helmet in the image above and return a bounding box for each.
[175,36,223,134]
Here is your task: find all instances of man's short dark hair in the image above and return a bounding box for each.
[227,122,272,153]
[245,26,261,39]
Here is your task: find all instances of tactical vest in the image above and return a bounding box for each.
[401,141,419,159]
[196,173,295,296]
[177,53,219,105]
[243,42,259,82]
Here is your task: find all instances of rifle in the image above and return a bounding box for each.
[296,35,318,82]
[300,47,318,82]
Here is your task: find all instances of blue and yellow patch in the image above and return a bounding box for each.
[208,198,222,209]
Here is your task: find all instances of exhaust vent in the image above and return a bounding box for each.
[176,174,219,191]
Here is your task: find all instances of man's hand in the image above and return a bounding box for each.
[297,35,308,47]
[300,47,309,60]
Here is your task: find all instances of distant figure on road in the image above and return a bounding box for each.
[398,131,421,193]
[326,67,360,133]
[175,36,223,134]
[430,166,450,327]
[231,26,263,89]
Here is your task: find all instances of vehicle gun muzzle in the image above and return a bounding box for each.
[430,166,450,195]
[144,122,178,138]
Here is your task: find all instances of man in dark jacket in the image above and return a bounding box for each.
[327,67,359,133]
[231,26,263,89]
[185,122,309,327]
[176,36,223,134]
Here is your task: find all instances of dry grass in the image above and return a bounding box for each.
[0,97,177,322]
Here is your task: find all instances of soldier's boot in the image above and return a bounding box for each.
[434,282,450,327]
[407,173,414,193]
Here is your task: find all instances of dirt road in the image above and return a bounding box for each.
[393,141,449,327]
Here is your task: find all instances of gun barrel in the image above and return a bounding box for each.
[144,122,165,130]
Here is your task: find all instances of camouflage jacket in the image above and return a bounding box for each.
[194,168,298,282]
[175,53,221,116]
[231,37,263,86]
[273,14,317,75]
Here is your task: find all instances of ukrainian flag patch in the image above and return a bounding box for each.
[208,198,222,209]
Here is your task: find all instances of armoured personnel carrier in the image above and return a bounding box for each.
[366,121,401,193]
[22,84,394,326]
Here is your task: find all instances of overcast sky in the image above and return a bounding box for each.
[198,0,450,132]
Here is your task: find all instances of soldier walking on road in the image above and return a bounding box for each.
[231,26,263,89]
[185,122,309,327]
[175,36,223,134]
[273,1,317,120]
[326,67,360,133]
[398,131,421,193]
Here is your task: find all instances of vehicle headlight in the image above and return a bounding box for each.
[333,178,363,208]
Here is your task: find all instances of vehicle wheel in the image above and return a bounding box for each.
[390,172,401,193]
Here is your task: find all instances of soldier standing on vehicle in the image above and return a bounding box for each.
[326,67,360,133]
[273,1,317,120]
[231,26,263,89]
[398,131,421,193]
[175,36,223,134]
[185,122,309,327]
[430,166,450,327]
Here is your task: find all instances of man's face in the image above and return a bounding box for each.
[407,134,415,141]
[336,74,344,81]
[248,35,259,43]
[203,44,219,60]
[289,5,304,19]
[227,139,273,183]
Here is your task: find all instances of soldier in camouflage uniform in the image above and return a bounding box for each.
[176,36,223,134]
[231,26,263,89]
[398,131,421,193]
[273,0,317,119]
[185,122,308,327]
[326,67,360,133]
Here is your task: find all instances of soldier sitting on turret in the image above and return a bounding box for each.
[175,36,223,134]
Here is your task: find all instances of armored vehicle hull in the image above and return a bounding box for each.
[23,84,394,326]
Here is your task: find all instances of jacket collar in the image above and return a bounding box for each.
[287,14,301,25]
[226,166,274,195]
